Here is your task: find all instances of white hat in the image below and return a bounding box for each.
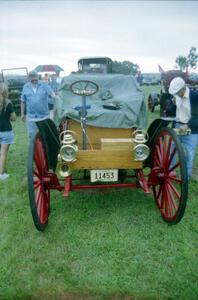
[169,77,185,95]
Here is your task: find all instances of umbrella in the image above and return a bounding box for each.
[34,64,64,73]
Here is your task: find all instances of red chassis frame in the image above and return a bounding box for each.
[41,169,151,197]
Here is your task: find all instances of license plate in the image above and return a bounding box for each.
[90,169,118,182]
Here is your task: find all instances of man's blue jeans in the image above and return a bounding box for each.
[26,121,38,142]
[175,124,198,180]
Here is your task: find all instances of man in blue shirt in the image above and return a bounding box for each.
[21,71,55,140]
[48,73,59,119]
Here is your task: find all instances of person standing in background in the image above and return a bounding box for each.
[44,73,49,82]
[49,73,59,119]
[168,77,198,181]
[136,71,143,85]
[21,71,55,141]
[0,83,16,180]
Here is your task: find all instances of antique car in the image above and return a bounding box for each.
[78,57,113,74]
[1,67,28,114]
[27,70,188,231]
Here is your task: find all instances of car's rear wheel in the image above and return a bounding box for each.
[150,127,188,224]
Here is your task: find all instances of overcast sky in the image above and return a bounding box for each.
[1,0,198,75]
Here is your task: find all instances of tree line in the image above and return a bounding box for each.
[112,47,198,75]
[175,47,198,72]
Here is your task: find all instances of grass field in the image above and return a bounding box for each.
[0,86,197,300]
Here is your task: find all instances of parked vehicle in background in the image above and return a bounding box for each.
[78,57,113,74]
[1,67,28,114]
[188,72,198,85]
[141,73,161,86]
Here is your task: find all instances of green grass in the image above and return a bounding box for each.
[0,86,198,300]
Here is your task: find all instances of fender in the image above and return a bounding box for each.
[36,119,60,171]
[144,118,170,167]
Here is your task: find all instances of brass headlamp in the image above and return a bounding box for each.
[59,130,78,162]
[132,129,150,161]
[56,130,78,177]
[56,154,71,177]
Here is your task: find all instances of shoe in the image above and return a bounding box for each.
[0,173,10,180]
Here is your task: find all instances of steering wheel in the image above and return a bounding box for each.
[70,80,99,96]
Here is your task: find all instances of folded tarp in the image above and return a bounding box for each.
[54,73,147,128]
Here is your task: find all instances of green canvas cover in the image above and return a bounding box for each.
[54,73,147,128]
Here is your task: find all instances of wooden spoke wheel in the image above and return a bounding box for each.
[151,127,188,224]
[28,133,51,231]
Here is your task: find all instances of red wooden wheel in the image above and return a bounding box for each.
[150,127,188,224]
[28,133,50,231]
